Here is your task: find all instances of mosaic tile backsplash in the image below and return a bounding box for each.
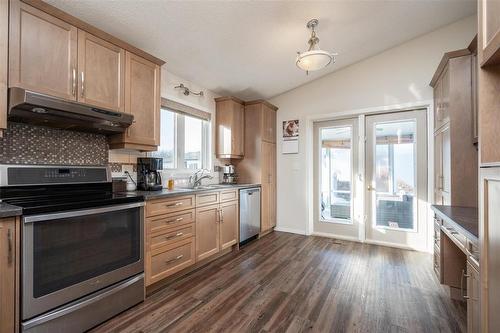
[0,122,108,166]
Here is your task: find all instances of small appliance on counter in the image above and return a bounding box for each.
[221,164,237,184]
[137,157,163,191]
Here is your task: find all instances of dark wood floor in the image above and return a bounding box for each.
[91,232,466,333]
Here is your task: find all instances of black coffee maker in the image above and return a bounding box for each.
[137,157,163,191]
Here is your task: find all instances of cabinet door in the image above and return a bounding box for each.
[442,126,451,202]
[0,218,16,333]
[262,106,276,143]
[195,204,220,261]
[9,1,77,100]
[123,52,160,147]
[220,200,238,250]
[480,0,500,66]
[77,30,125,111]
[269,143,277,228]
[467,261,480,333]
[441,67,450,125]
[261,142,275,232]
[434,132,444,204]
[215,99,244,158]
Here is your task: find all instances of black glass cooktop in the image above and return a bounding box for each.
[0,183,144,215]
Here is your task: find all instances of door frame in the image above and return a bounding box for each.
[303,100,435,252]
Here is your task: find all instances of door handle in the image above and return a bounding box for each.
[72,68,77,96]
[7,228,12,265]
[461,269,470,300]
[367,185,375,191]
[80,72,85,98]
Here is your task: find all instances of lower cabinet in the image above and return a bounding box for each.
[0,217,19,333]
[145,190,239,287]
[195,204,220,261]
[220,200,238,250]
[466,260,480,333]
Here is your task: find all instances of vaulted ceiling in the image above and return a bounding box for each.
[46,0,476,100]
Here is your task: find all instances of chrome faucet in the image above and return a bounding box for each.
[189,169,213,188]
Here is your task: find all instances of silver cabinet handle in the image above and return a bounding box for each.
[72,68,77,96]
[165,217,184,224]
[80,72,85,98]
[7,228,12,265]
[461,269,470,300]
[164,232,184,241]
[165,254,183,264]
[219,209,224,223]
[166,202,183,208]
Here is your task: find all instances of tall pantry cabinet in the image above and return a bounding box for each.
[477,0,500,332]
[430,47,478,208]
[235,100,278,234]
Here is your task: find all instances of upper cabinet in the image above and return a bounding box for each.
[9,1,78,101]
[109,52,160,151]
[215,97,245,159]
[77,30,125,111]
[245,100,278,143]
[479,0,500,66]
[6,0,164,151]
[431,48,478,207]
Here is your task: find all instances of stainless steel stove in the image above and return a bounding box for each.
[0,165,145,333]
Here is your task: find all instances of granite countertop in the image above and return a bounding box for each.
[127,183,261,200]
[0,202,23,218]
[431,205,478,241]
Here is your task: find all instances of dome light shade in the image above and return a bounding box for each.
[296,50,334,72]
[296,19,336,74]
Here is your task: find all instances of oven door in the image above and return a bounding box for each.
[22,202,144,320]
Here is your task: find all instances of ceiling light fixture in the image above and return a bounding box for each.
[296,19,337,75]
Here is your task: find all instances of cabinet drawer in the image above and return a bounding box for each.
[220,189,238,202]
[147,209,195,235]
[433,249,441,281]
[196,191,220,207]
[150,224,195,250]
[146,195,195,217]
[149,238,195,283]
[433,228,441,249]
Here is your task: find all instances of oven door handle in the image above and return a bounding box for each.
[23,202,145,223]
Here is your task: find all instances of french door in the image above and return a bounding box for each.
[313,110,428,250]
[313,118,360,239]
[365,110,427,250]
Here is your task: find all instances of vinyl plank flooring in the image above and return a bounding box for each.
[90,232,466,333]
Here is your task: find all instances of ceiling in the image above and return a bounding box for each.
[45,0,476,100]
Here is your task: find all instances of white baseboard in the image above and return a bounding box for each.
[311,232,359,242]
[274,226,307,235]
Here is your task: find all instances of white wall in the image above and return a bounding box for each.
[269,16,477,235]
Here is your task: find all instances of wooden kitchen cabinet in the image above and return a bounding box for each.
[431,49,478,207]
[215,97,245,159]
[77,30,125,111]
[220,200,238,250]
[195,204,220,261]
[237,100,278,235]
[9,0,78,101]
[479,0,500,66]
[466,260,480,333]
[109,52,160,151]
[0,217,19,333]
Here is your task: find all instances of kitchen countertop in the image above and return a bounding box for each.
[126,183,261,200]
[431,205,478,241]
[0,202,23,218]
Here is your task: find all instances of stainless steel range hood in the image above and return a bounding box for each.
[8,88,134,134]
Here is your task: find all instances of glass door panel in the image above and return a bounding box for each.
[374,120,416,230]
[314,118,360,239]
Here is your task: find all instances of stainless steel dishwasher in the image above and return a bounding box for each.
[239,187,261,244]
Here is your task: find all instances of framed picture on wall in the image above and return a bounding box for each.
[283,120,299,140]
